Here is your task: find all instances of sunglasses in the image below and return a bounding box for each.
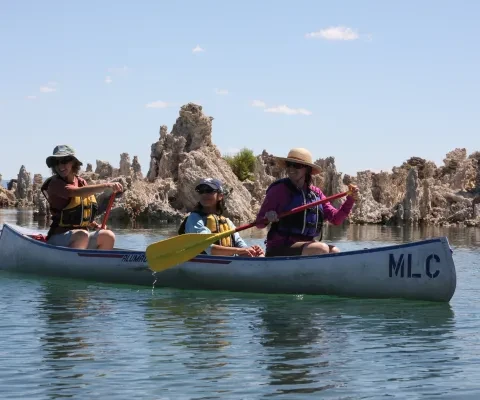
[196,187,218,195]
[285,161,306,169]
[53,156,74,166]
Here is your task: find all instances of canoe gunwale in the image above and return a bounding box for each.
[0,223,451,262]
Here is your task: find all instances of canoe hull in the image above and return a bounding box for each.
[0,224,457,302]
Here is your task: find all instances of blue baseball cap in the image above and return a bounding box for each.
[195,178,224,193]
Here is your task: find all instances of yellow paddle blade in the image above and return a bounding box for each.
[146,228,236,272]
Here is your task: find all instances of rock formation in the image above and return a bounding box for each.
[119,153,132,177]
[95,160,114,179]
[314,157,346,208]
[0,188,15,208]
[350,171,388,224]
[33,174,43,188]
[1,103,479,228]
[31,173,49,217]
[145,103,255,223]
[347,148,479,226]
[403,168,419,224]
[0,172,15,208]
[7,179,16,191]
[470,152,480,191]
[15,166,33,207]
[132,156,143,180]
[248,155,277,205]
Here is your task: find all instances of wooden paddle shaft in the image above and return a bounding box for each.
[234,190,349,234]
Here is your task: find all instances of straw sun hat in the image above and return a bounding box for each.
[275,148,322,175]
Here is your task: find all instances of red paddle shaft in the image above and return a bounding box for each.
[101,193,116,229]
[233,190,350,234]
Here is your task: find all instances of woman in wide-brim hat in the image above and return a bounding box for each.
[41,144,123,250]
[255,147,359,257]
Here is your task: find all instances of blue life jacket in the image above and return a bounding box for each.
[266,178,324,240]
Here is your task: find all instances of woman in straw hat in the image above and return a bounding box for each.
[255,148,359,257]
[41,145,123,249]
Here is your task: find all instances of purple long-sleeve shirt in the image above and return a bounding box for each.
[256,181,355,249]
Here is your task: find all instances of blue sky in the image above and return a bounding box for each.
[1,0,479,180]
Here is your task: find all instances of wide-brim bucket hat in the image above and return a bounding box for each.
[46,145,83,168]
[275,148,321,175]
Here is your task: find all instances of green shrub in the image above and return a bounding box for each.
[223,148,256,181]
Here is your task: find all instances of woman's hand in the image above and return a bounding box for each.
[348,184,360,201]
[88,221,102,230]
[264,210,279,223]
[251,245,265,257]
[106,182,123,193]
[236,246,265,257]
[237,247,255,257]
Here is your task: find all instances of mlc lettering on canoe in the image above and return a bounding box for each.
[389,253,440,279]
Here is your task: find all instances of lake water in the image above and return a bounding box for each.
[1,210,480,399]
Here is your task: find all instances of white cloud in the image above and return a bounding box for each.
[40,86,56,93]
[47,81,58,86]
[214,88,228,95]
[26,95,37,100]
[105,76,112,84]
[145,101,171,109]
[251,100,266,108]
[264,105,312,116]
[305,26,359,41]
[192,45,205,53]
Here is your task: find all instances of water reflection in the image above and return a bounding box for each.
[324,223,480,249]
[37,281,94,398]
[15,210,33,227]
[33,214,49,229]
[256,297,331,395]
[330,299,460,396]
[146,293,231,370]
[0,209,49,232]
[253,296,457,396]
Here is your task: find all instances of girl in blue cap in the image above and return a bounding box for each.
[179,178,264,257]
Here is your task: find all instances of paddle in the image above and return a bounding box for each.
[146,190,350,273]
[101,192,116,229]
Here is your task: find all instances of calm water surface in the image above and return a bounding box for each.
[1,210,480,399]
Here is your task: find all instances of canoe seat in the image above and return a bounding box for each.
[27,234,47,243]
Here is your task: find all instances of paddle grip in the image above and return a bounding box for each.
[234,190,349,234]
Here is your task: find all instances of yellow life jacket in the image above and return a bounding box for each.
[41,175,98,229]
[57,194,98,228]
[178,211,234,247]
[205,214,233,247]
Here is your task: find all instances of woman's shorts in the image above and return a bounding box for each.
[265,242,310,257]
[47,229,100,249]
